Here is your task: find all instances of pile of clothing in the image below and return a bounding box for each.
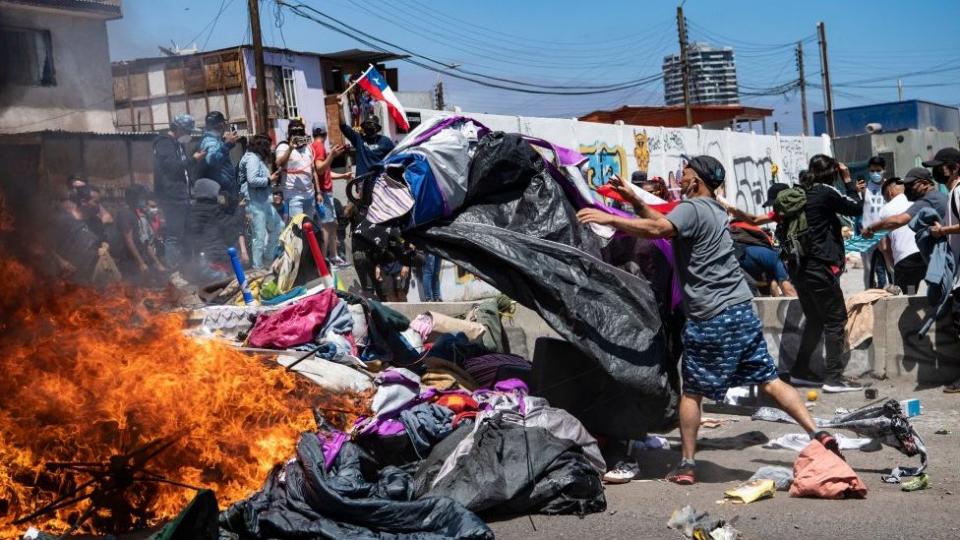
[356,115,679,436]
[220,371,606,539]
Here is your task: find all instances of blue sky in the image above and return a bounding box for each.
[108,0,960,135]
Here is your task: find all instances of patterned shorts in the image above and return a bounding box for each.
[682,301,779,401]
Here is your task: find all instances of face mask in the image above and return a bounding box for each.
[932,166,950,184]
[177,134,191,144]
[868,171,883,184]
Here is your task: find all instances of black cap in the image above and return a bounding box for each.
[361,115,382,129]
[902,167,933,184]
[682,155,726,189]
[922,147,960,168]
[763,182,790,207]
[205,110,226,127]
[630,171,648,185]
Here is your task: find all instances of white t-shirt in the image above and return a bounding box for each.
[879,193,919,265]
[276,142,315,197]
[861,183,885,229]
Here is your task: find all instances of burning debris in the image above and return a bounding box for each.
[0,243,368,536]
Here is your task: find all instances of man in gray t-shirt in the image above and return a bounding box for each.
[578,155,827,486]
[666,197,753,320]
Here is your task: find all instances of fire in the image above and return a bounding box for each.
[0,249,369,535]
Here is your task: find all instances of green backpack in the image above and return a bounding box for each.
[773,186,811,265]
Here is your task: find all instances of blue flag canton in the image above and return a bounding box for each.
[366,68,388,91]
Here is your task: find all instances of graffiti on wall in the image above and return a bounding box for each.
[579,141,627,188]
[732,149,775,215]
[779,137,806,184]
[633,129,650,174]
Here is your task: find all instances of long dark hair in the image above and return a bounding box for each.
[248,134,272,162]
[805,154,839,187]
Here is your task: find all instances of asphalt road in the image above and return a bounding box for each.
[490,382,960,540]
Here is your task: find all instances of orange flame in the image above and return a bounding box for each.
[0,245,369,535]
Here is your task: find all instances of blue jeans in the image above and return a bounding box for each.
[246,199,283,269]
[287,193,316,221]
[421,252,442,301]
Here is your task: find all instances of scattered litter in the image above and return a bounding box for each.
[701,417,738,429]
[900,398,922,417]
[790,440,868,499]
[935,429,951,435]
[806,389,818,402]
[749,466,794,491]
[710,524,743,540]
[723,386,752,405]
[764,433,875,452]
[666,505,721,539]
[864,388,878,399]
[724,479,775,504]
[628,435,670,454]
[901,473,930,492]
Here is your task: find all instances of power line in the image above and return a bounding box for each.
[278,1,667,95]
[201,0,236,51]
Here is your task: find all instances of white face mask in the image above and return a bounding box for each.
[177,134,191,144]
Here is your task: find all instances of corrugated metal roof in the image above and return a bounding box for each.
[112,45,406,68]
[1,0,122,19]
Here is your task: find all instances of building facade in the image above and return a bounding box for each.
[111,46,402,143]
[814,100,960,138]
[663,42,739,106]
[0,0,122,134]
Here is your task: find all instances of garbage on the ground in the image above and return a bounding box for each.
[790,440,868,499]
[701,417,738,429]
[901,473,930,492]
[806,389,819,402]
[753,399,927,483]
[724,479,776,504]
[763,433,874,452]
[667,505,742,539]
[723,386,752,405]
[935,429,951,435]
[864,388,878,399]
[899,398,922,417]
[628,435,670,454]
[749,466,794,491]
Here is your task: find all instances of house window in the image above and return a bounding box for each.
[281,66,299,119]
[0,27,56,86]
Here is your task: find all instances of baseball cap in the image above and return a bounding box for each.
[763,182,790,207]
[630,171,648,185]
[312,123,328,137]
[682,155,726,189]
[901,167,933,184]
[921,147,960,168]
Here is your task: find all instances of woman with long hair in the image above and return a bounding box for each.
[239,134,283,269]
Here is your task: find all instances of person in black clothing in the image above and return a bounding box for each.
[187,178,232,283]
[153,113,203,270]
[53,191,103,283]
[334,197,349,260]
[789,156,865,392]
[338,112,395,178]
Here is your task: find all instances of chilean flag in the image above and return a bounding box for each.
[355,66,410,132]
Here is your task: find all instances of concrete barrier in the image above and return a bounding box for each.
[389,295,959,385]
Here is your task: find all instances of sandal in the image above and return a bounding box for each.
[666,463,696,485]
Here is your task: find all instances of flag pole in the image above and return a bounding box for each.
[338,64,375,99]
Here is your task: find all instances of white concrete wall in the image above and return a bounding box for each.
[0,6,116,133]
[241,49,327,138]
[406,108,832,215]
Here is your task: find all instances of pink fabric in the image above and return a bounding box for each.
[789,440,868,499]
[409,313,434,341]
[248,289,339,348]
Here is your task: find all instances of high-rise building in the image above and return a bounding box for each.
[663,42,739,106]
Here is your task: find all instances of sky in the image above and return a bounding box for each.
[107,0,960,135]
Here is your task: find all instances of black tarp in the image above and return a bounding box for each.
[220,434,493,540]
[406,133,679,436]
[413,414,606,517]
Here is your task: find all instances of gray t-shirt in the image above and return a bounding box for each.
[666,197,754,320]
[905,189,949,220]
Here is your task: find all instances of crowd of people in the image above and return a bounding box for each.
[52,109,444,303]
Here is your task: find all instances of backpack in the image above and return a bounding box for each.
[773,186,811,266]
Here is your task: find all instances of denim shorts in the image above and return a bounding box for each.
[316,191,337,224]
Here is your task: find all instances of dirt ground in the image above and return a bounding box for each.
[490,381,960,540]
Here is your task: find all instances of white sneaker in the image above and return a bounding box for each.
[603,463,638,484]
[823,378,866,393]
[331,256,349,267]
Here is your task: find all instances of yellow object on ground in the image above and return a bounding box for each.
[807,390,818,401]
[723,479,775,504]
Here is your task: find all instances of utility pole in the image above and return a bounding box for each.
[249,0,270,135]
[817,22,835,139]
[796,41,809,136]
[897,79,904,101]
[676,5,692,128]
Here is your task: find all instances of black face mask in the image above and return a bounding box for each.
[904,184,922,202]
[932,165,951,184]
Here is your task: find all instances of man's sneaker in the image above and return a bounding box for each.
[790,374,823,388]
[812,431,844,460]
[603,461,638,484]
[823,378,866,393]
[944,378,960,394]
